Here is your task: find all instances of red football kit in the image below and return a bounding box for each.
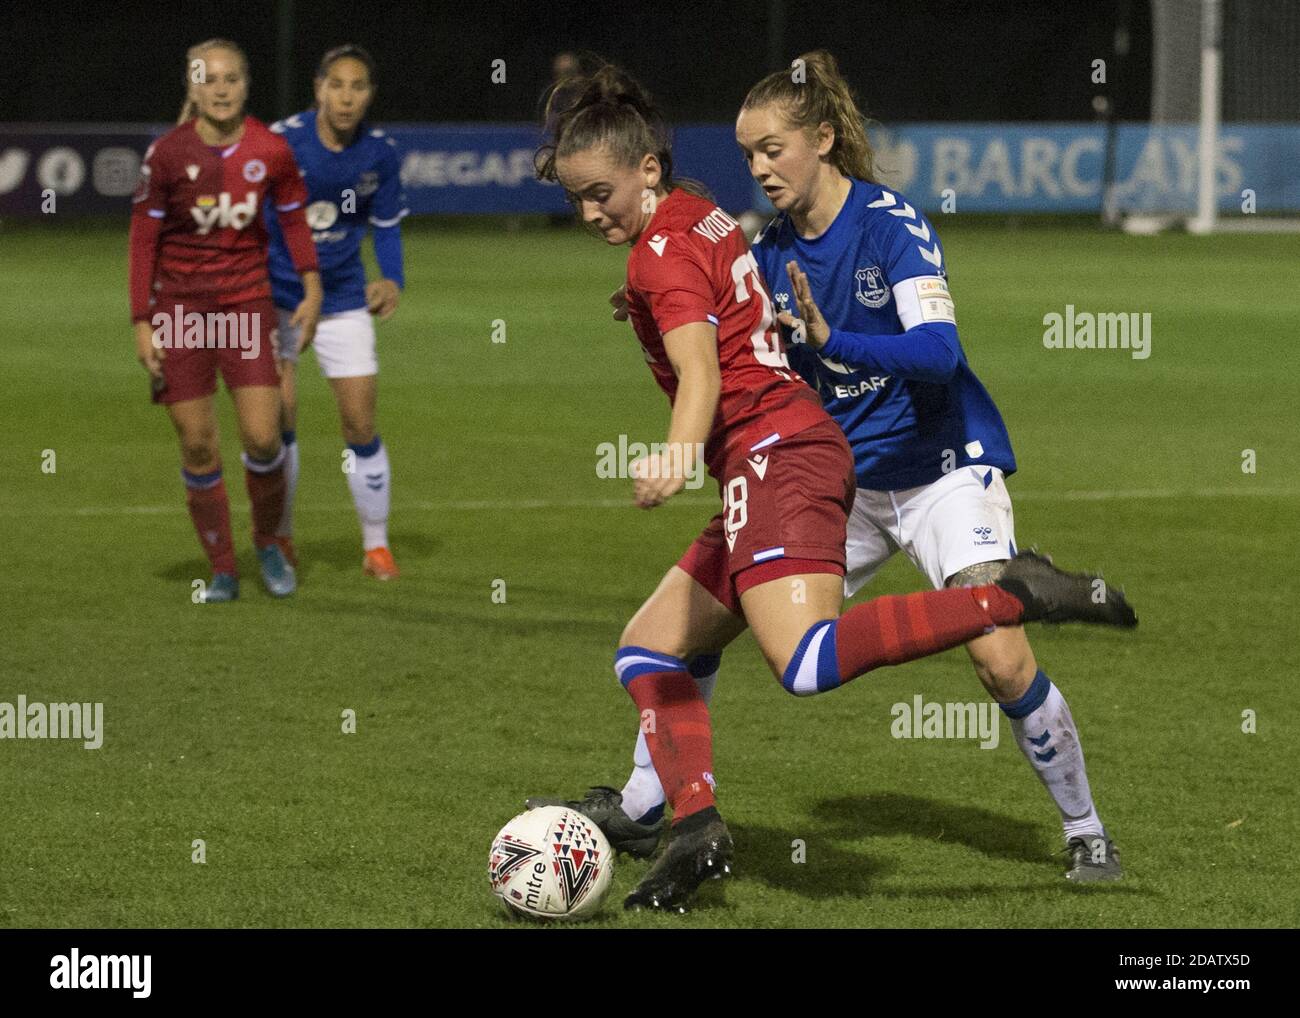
[617,191,1033,833]
[128,115,317,403]
[128,115,315,577]
[623,188,855,611]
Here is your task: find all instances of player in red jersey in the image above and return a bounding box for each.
[128,39,322,601]
[530,64,1137,913]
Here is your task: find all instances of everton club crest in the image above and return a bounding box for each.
[855,265,889,308]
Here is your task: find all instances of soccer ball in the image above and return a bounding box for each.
[488,805,614,920]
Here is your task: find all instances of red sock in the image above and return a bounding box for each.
[835,585,1024,681]
[184,474,237,576]
[625,669,716,822]
[244,457,286,550]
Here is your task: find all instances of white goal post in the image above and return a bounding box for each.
[1123,0,1300,234]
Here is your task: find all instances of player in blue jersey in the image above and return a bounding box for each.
[526,61,1137,911]
[266,45,408,580]
[568,52,1124,883]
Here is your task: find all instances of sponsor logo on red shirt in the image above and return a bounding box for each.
[190,191,258,234]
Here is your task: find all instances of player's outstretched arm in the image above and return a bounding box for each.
[818,317,961,384]
[779,258,961,384]
[631,321,719,509]
[776,259,832,348]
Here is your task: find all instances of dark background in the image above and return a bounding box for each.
[2,0,1150,125]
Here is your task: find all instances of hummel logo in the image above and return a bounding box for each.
[186,164,199,181]
[648,234,668,257]
[748,454,768,480]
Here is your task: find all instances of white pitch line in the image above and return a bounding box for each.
[0,487,1294,519]
[1016,487,1299,502]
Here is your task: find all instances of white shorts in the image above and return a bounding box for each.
[844,465,1018,596]
[276,307,378,378]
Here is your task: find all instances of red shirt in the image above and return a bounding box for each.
[625,188,827,475]
[128,116,317,321]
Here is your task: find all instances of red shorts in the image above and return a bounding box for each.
[149,298,280,404]
[677,418,856,615]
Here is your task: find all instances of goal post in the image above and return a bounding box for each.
[1122,0,1300,234]
[1187,0,1221,233]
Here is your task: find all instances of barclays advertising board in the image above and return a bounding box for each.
[2,122,1296,216]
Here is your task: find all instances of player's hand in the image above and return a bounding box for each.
[630,453,686,509]
[291,292,322,353]
[609,284,629,322]
[776,259,831,349]
[134,319,164,380]
[366,279,401,321]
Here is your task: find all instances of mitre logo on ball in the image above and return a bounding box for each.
[488,806,614,920]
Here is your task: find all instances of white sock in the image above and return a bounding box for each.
[620,655,720,822]
[277,432,299,538]
[1003,671,1104,843]
[346,436,390,551]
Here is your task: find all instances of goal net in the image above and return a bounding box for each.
[1119,0,1300,233]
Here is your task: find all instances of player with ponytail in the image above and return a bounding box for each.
[128,39,322,600]
[527,61,1137,910]
[735,49,1126,881]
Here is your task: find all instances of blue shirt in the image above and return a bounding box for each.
[266,109,407,315]
[753,178,1015,491]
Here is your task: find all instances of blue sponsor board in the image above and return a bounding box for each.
[386,124,563,214]
[863,123,1300,213]
[2,122,1297,216]
[386,123,750,214]
[0,123,750,217]
[0,127,161,216]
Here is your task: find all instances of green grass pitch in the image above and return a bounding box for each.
[1,218,1296,928]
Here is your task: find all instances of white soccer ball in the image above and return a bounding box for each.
[488,805,614,920]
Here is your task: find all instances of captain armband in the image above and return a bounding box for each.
[892,276,957,330]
